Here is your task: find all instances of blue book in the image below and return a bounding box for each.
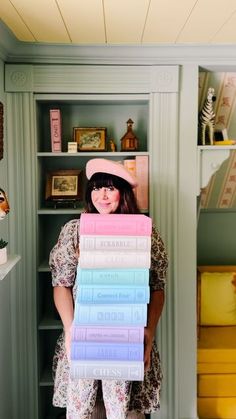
[77,285,150,304]
[70,360,144,381]
[70,342,144,361]
[74,303,147,326]
[77,267,149,286]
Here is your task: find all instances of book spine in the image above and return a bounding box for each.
[123,158,136,177]
[135,155,149,212]
[79,213,152,236]
[77,267,149,286]
[70,360,144,381]
[77,285,150,304]
[79,235,151,252]
[50,109,62,152]
[71,342,144,361]
[74,304,147,326]
[123,159,137,199]
[71,325,144,343]
[79,250,151,269]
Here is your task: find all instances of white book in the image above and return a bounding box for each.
[79,250,151,269]
[70,360,144,381]
[80,235,151,252]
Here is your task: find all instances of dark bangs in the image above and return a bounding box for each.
[88,172,129,190]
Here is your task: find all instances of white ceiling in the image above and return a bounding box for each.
[1,0,236,45]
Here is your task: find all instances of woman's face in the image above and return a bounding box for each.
[91,185,120,214]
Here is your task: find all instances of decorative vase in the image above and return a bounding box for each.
[0,247,7,265]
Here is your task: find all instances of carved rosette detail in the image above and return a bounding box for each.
[10,71,27,88]
[156,71,173,88]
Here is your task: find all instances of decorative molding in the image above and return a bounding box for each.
[149,92,179,419]
[3,41,236,67]
[5,65,33,92]
[6,92,38,418]
[5,64,179,94]
[1,18,236,66]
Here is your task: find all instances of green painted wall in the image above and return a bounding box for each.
[0,58,13,419]
[197,210,236,265]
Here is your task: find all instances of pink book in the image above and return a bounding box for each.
[50,109,62,152]
[135,155,149,212]
[79,213,152,236]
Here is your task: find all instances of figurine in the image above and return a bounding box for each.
[120,119,139,151]
[108,139,117,152]
[199,87,216,145]
[0,188,10,220]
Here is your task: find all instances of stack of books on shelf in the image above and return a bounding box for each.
[70,213,152,381]
[123,156,149,212]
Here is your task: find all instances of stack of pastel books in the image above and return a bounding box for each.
[70,213,152,381]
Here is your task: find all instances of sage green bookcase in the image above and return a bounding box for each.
[6,64,181,419]
[36,94,150,418]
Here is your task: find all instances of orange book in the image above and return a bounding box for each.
[135,156,149,212]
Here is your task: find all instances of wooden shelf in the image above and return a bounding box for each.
[38,207,83,215]
[38,317,62,330]
[0,255,21,281]
[37,151,149,157]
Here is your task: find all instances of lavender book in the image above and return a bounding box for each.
[71,325,144,343]
[70,342,144,361]
[74,303,147,326]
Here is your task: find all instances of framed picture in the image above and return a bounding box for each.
[45,169,83,201]
[74,127,107,151]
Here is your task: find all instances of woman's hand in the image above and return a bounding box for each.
[144,327,153,371]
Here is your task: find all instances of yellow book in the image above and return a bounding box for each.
[213,140,236,145]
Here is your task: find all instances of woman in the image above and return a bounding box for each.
[50,158,168,419]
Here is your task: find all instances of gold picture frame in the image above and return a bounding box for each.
[45,169,83,201]
[73,127,107,151]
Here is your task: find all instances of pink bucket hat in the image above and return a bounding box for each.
[86,158,138,187]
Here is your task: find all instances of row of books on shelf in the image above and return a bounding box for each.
[70,213,152,381]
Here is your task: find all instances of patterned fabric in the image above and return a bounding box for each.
[49,218,168,415]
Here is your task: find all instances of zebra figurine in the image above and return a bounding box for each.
[199,87,216,145]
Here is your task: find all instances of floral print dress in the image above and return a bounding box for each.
[49,219,168,417]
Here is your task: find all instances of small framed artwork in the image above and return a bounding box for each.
[45,169,83,202]
[73,127,107,151]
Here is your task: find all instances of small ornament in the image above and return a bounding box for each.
[67,141,77,153]
[199,87,216,145]
[108,139,117,152]
[120,119,139,151]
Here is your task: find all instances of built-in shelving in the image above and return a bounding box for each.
[35,93,150,419]
[197,145,235,193]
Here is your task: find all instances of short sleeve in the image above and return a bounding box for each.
[149,225,168,291]
[49,219,80,287]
